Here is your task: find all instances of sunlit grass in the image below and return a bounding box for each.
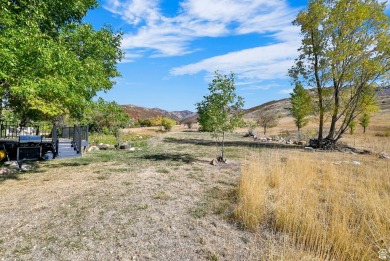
[235,150,390,260]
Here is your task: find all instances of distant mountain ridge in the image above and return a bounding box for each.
[121,104,195,121]
[121,87,389,123]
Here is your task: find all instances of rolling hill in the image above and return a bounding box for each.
[121,104,195,121]
[121,86,390,124]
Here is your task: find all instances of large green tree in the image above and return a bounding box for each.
[289,0,390,148]
[196,71,244,162]
[83,98,130,134]
[0,0,123,124]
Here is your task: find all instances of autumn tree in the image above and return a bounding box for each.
[196,71,244,162]
[289,82,312,132]
[161,117,176,132]
[257,111,279,135]
[0,0,123,124]
[289,0,390,148]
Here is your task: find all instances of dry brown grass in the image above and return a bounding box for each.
[235,150,390,260]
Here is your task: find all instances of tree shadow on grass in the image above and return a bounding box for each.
[53,162,91,167]
[0,171,20,182]
[139,153,197,164]
[163,137,302,150]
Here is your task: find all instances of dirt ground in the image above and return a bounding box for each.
[0,131,276,261]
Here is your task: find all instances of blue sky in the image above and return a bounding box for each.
[85,0,390,112]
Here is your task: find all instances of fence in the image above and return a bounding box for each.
[0,120,53,139]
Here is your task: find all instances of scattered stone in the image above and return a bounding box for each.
[98,144,111,150]
[88,146,99,152]
[352,161,361,166]
[210,158,218,165]
[119,144,131,150]
[0,168,17,175]
[20,164,34,171]
[344,148,357,155]
[4,161,18,167]
[379,152,390,159]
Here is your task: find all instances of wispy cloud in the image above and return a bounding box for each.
[279,88,293,94]
[104,0,303,87]
[170,35,300,84]
[104,0,301,57]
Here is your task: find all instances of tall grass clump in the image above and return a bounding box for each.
[235,150,390,260]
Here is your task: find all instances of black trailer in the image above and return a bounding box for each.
[0,120,89,166]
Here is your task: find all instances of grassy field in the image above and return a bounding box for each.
[0,124,389,260]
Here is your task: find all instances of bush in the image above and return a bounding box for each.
[162,117,176,132]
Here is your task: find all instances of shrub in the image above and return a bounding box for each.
[162,117,176,132]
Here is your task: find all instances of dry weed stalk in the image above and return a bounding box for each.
[235,150,390,260]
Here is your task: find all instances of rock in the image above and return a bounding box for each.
[352,161,361,166]
[4,161,18,167]
[379,152,390,159]
[98,144,111,150]
[119,144,131,150]
[129,148,136,151]
[297,141,306,146]
[20,164,34,171]
[0,168,17,175]
[210,158,218,165]
[88,146,99,152]
[304,147,314,151]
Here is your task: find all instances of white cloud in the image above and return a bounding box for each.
[104,0,303,87]
[104,0,301,57]
[170,38,300,83]
[241,83,281,90]
[279,88,293,94]
[104,0,161,25]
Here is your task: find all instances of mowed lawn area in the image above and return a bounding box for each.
[0,129,389,260]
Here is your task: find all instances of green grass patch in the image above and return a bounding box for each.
[156,168,170,174]
[89,133,151,145]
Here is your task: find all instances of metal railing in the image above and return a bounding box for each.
[0,120,53,139]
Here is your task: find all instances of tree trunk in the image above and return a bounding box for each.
[263,126,266,135]
[363,126,366,133]
[327,86,339,140]
[311,28,324,148]
[221,131,225,161]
